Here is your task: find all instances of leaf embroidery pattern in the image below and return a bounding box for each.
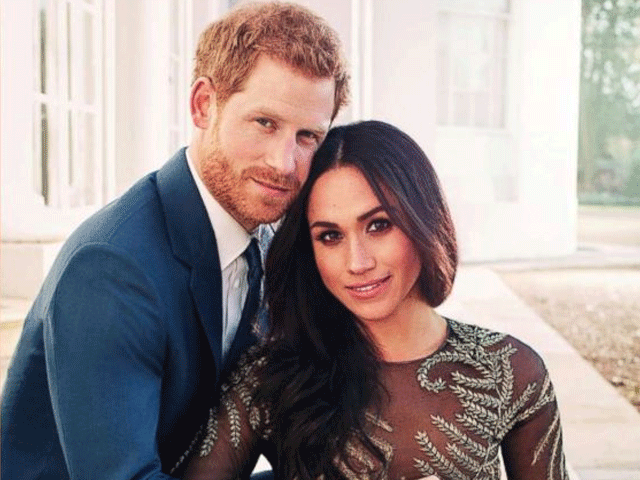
[223,396,242,449]
[336,434,394,480]
[410,319,566,479]
[415,431,468,480]
[199,408,219,456]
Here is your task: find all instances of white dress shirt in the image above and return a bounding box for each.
[186,149,255,359]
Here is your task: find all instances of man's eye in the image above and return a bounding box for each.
[298,131,320,147]
[256,118,275,129]
[367,218,392,233]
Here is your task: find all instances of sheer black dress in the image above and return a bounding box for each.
[178,319,569,480]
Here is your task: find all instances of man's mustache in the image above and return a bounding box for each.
[243,166,301,192]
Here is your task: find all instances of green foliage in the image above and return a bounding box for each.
[579,0,640,194]
[582,0,640,114]
[624,156,640,197]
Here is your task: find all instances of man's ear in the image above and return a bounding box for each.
[190,77,217,129]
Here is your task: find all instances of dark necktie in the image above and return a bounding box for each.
[240,238,263,327]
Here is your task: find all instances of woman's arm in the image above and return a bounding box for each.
[179,351,273,480]
[500,349,569,480]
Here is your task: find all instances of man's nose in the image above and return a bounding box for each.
[265,134,297,175]
[348,237,375,274]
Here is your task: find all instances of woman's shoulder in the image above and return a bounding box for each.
[442,318,556,420]
[445,318,549,379]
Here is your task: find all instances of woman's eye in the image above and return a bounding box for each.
[316,230,342,244]
[367,218,392,233]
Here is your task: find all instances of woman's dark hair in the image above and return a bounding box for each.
[256,120,458,480]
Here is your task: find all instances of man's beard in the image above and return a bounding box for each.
[201,143,301,230]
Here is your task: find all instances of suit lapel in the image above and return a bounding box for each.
[156,148,223,376]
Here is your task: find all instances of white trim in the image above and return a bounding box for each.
[103,0,116,201]
[350,0,361,119]
[349,0,373,121]
[168,0,192,154]
[438,9,510,19]
[361,0,373,120]
[33,0,106,209]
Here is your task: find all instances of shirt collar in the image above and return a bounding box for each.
[186,148,252,270]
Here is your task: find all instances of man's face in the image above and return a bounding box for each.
[198,56,336,232]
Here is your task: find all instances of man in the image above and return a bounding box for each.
[1,3,348,479]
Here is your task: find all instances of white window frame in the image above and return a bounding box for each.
[33,0,109,210]
[168,0,193,154]
[436,1,510,130]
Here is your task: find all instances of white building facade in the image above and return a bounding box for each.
[1,0,582,299]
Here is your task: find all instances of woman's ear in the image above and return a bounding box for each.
[190,77,217,129]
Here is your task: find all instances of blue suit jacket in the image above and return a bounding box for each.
[1,149,259,479]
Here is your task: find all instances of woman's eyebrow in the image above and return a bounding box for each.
[309,206,386,230]
[357,206,385,222]
[309,220,339,229]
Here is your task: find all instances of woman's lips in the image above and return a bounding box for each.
[346,275,391,300]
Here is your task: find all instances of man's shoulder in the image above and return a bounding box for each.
[69,149,196,253]
[70,172,165,249]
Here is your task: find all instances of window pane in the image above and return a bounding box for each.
[437,90,449,125]
[437,8,508,128]
[436,47,450,125]
[493,174,517,202]
[171,0,180,54]
[493,20,508,128]
[34,0,105,208]
[82,11,95,104]
[68,110,74,185]
[33,103,51,203]
[473,92,490,127]
[67,2,73,101]
[494,94,506,129]
[79,112,96,205]
[453,93,470,126]
[37,1,48,94]
[494,18,507,58]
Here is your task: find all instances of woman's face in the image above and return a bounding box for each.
[307,165,423,326]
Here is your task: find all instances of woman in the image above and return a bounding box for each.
[179,121,569,480]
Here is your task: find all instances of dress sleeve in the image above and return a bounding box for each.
[181,350,273,480]
[500,342,569,480]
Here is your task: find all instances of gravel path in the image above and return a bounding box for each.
[499,267,640,413]
[497,205,640,413]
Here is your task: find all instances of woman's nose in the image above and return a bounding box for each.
[347,237,375,274]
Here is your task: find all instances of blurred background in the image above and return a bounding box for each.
[579,0,640,206]
[1,0,639,477]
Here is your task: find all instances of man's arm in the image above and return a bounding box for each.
[44,243,175,479]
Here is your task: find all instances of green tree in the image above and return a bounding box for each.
[580,0,640,192]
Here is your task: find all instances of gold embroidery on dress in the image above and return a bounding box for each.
[365,411,393,433]
[411,320,566,480]
[198,407,220,457]
[336,434,394,480]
